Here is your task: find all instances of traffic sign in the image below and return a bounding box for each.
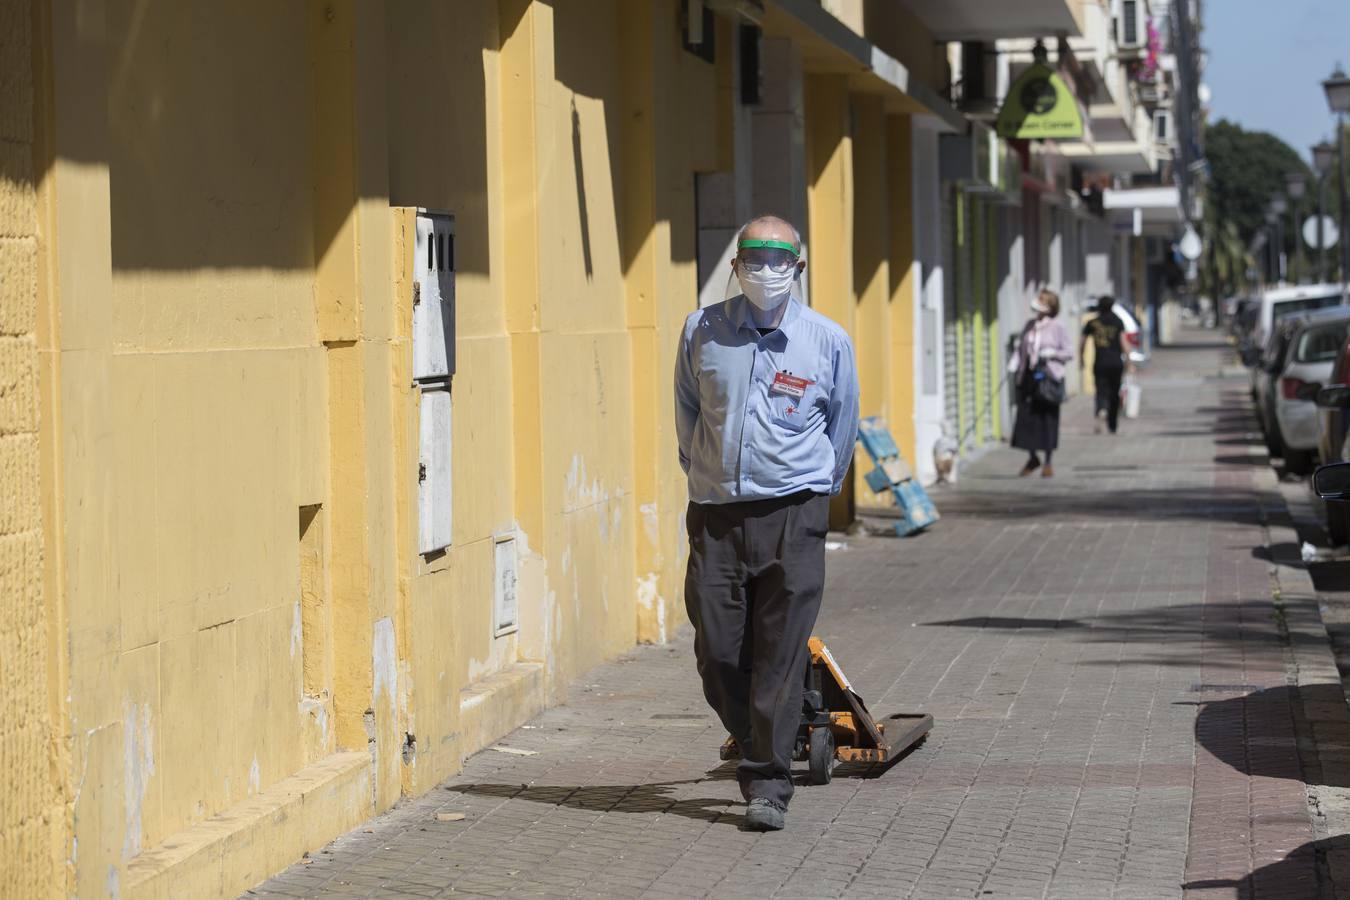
[1303,215,1339,249]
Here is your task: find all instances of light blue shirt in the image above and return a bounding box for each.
[675,297,860,505]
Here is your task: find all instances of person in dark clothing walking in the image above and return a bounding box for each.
[1080,296,1127,435]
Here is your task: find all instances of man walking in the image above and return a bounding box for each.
[674,215,860,831]
[1081,296,1127,435]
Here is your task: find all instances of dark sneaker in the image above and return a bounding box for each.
[744,798,786,831]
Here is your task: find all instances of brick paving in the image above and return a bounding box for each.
[250,331,1348,899]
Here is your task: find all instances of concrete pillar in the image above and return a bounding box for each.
[911,119,945,485]
[308,0,400,810]
[752,38,809,262]
[851,96,889,512]
[40,2,118,892]
[886,115,918,467]
[805,73,855,526]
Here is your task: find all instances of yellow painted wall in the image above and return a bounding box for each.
[817,95,920,514]
[0,0,62,894]
[619,1,719,646]
[18,0,932,895]
[101,0,331,855]
[850,96,890,511]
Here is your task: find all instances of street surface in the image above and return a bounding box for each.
[250,331,1350,899]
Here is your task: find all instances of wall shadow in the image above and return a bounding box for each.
[386,0,496,279]
[108,0,316,270]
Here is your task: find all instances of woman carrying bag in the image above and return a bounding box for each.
[1008,289,1073,477]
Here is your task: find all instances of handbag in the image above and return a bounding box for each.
[1032,363,1066,406]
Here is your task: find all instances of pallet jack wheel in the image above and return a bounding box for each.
[808,726,835,785]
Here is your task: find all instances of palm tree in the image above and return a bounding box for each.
[1200,216,1254,300]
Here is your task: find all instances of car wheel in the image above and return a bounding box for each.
[1265,414,1284,457]
[1284,448,1315,476]
[1329,502,1350,547]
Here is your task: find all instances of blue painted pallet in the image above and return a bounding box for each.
[857,417,939,536]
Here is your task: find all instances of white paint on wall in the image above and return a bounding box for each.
[122,702,156,861]
[636,573,666,644]
[372,618,397,709]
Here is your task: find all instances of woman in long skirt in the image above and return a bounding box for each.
[1009,289,1074,477]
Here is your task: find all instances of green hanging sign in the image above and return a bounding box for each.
[995,62,1083,140]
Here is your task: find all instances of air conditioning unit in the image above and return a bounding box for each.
[939,122,1021,204]
[1118,0,1144,50]
[1153,109,1172,144]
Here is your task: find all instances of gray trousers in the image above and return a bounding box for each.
[684,491,829,807]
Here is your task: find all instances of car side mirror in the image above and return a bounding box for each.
[1315,462,1350,500]
[1296,381,1324,402]
[1316,385,1350,408]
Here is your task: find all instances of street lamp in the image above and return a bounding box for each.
[1287,173,1308,282]
[1312,143,1336,281]
[1324,64,1350,292]
[1314,141,1337,176]
[1265,210,1282,283]
[1286,172,1307,201]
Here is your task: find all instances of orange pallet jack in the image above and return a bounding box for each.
[721,637,934,784]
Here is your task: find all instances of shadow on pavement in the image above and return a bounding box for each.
[924,601,1329,668]
[932,487,1271,526]
[1213,453,1270,467]
[447,778,749,828]
[1194,684,1350,788]
[1182,836,1337,898]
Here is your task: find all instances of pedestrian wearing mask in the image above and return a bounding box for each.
[674,215,860,832]
[1080,296,1127,435]
[1009,289,1073,477]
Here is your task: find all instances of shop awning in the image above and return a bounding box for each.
[1103,185,1183,235]
[1057,140,1157,175]
[760,0,968,132]
[899,0,1083,41]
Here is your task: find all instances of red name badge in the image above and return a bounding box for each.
[771,372,813,398]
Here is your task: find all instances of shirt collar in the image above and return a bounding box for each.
[727,295,802,335]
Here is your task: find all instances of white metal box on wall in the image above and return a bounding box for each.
[413,211,456,381]
[493,535,518,636]
[417,385,452,555]
[411,209,456,556]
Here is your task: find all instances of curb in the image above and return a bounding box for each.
[1255,463,1350,891]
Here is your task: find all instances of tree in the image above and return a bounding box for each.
[1204,118,1343,288]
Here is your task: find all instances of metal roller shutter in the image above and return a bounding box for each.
[942,183,959,430]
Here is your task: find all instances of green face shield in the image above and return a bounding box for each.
[736,238,800,275]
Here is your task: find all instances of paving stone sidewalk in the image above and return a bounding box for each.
[251,331,1350,899]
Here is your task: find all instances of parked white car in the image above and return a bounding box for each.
[1256,306,1350,473]
[1245,284,1347,393]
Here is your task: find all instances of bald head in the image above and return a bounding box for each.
[737,215,802,254]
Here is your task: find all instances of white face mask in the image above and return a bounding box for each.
[738,266,797,311]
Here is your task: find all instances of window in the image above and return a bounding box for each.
[1296,323,1350,363]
